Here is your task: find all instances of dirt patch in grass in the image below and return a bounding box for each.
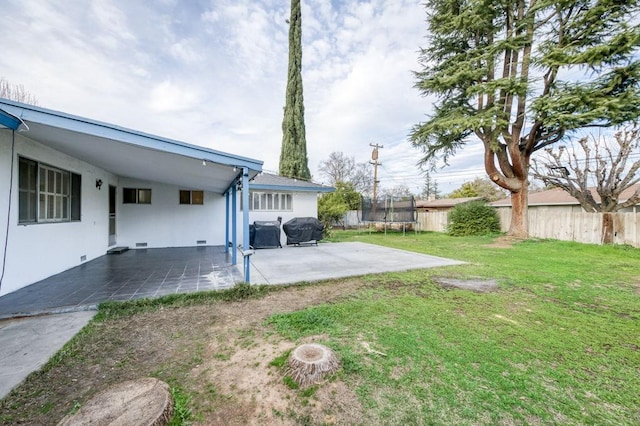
[0,280,366,425]
[190,284,365,425]
[433,277,499,292]
[483,236,519,248]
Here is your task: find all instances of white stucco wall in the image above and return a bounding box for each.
[0,131,229,297]
[116,177,225,249]
[0,130,116,296]
[235,190,319,247]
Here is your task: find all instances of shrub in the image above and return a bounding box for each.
[318,181,361,236]
[447,201,501,236]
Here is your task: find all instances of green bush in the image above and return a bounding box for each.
[318,181,361,236]
[447,200,501,236]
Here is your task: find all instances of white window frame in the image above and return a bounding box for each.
[39,164,70,222]
[18,157,81,224]
[249,191,292,211]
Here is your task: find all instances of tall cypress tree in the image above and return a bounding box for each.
[279,0,311,180]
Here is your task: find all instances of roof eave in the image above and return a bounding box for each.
[0,108,23,130]
[0,98,263,171]
[250,183,334,193]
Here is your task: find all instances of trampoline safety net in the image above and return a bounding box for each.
[361,196,416,223]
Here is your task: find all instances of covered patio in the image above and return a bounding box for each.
[0,246,241,319]
[0,99,262,298]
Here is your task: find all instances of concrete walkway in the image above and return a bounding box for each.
[0,311,96,399]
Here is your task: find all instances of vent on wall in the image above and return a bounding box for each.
[197,240,207,245]
[80,255,87,262]
[136,242,148,248]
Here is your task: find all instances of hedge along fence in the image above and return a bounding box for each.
[343,209,640,247]
[447,201,501,236]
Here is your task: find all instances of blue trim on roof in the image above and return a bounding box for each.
[250,183,334,193]
[0,98,263,171]
[0,108,21,130]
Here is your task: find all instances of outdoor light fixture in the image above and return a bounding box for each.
[202,159,206,166]
[95,179,103,190]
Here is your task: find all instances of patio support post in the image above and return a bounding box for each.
[242,167,251,282]
[231,184,237,265]
[224,191,230,254]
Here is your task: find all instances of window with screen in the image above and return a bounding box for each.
[18,157,81,224]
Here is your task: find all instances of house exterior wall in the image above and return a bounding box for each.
[116,177,225,249]
[0,130,116,296]
[236,190,319,247]
[0,131,229,296]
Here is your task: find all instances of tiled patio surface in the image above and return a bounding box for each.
[0,246,242,318]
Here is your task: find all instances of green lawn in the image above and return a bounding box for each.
[2,231,638,425]
[268,231,640,425]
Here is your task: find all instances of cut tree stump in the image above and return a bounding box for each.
[286,343,340,388]
[57,378,173,426]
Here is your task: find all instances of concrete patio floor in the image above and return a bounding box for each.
[250,241,464,285]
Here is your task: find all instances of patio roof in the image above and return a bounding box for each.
[250,172,334,192]
[0,98,263,194]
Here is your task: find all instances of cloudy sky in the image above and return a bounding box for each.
[1,0,487,194]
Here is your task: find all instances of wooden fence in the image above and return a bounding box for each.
[344,210,640,247]
[494,209,640,247]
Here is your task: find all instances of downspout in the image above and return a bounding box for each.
[242,167,251,282]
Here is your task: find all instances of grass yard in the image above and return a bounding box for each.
[1,231,639,425]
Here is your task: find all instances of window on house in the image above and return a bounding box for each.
[123,188,152,204]
[18,157,81,224]
[179,190,204,205]
[249,192,292,211]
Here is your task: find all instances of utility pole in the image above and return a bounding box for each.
[370,143,383,205]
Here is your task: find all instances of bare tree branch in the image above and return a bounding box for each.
[531,126,640,212]
[0,78,39,105]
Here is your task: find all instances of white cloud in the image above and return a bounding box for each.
[148,80,201,113]
[0,0,484,195]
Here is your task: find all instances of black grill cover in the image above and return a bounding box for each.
[282,217,324,245]
[251,221,282,248]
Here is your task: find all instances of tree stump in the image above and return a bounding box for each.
[286,343,340,388]
[58,378,173,426]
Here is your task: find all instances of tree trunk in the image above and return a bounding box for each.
[601,213,614,244]
[508,189,528,238]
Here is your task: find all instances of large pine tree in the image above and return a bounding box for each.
[279,0,311,181]
[410,0,640,237]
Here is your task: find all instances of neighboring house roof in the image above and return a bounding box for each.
[416,197,483,209]
[250,173,334,193]
[0,98,263,194]
[491,184,640,207]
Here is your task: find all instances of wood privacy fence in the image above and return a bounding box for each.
[344,210,640,247]
[494,209,640,247]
